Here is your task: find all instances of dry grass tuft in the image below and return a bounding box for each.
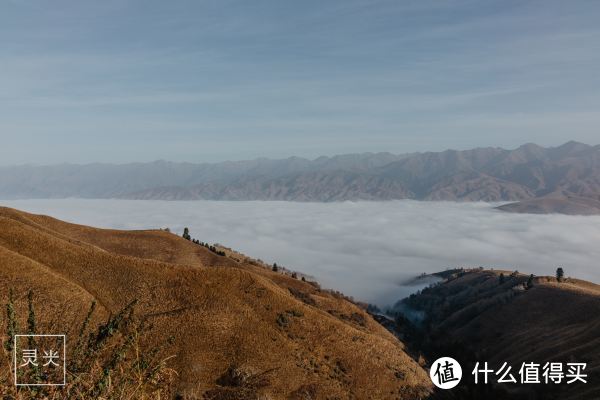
[0,293,176,399]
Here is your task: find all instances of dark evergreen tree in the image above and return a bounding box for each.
[526,274,534,289]
[182,227,191,241]
[556,267,564,282]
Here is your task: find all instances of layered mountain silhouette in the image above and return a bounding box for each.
[1,141,599,213]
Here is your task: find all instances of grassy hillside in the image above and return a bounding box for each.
[0,206,431,399]
[396,269,600,400]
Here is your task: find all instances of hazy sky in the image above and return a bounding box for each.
[1,0,599,164]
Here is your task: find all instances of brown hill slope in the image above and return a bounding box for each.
[397,269,600,400]
[0,206,431,399]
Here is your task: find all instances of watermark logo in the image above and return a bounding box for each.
[430,357,462,389]
[472,361,587,384]
[13,334,66,386]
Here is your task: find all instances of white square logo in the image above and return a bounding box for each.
[13,334,66,386]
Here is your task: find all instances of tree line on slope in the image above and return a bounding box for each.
[181,227,226,257]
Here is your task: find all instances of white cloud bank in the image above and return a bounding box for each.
[3,199,600,306]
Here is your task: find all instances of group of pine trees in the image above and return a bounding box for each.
[498,270,534,289]
[499,267,566,289]
[271,262,304,281]
[183,229,304,280]
[182,227,226,257]
[182,229,304,282]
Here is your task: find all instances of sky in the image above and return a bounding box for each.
[1,0,599,164]
[5,199,600,306]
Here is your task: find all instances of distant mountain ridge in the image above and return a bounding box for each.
[0,152,408,199]
[1,142,600,211]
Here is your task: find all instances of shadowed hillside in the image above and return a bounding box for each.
[394,269,600,400]
[0,206,431,399]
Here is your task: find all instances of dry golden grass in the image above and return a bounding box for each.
[0,206,432,399]
[0,293,178,400]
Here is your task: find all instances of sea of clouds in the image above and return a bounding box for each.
[3,199,600,307]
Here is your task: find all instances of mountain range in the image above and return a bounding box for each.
[2,141,600,213]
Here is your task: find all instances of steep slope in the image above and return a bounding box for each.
[396,269,600,399]
[0,207,431,399]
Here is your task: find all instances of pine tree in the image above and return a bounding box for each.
[526,274,534,289]
[556,267,564,282]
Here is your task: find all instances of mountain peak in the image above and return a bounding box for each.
[517,142,544,151]
[557,140,590,150]
[552,141,592,157]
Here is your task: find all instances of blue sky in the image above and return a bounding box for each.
[1,0,599,164]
